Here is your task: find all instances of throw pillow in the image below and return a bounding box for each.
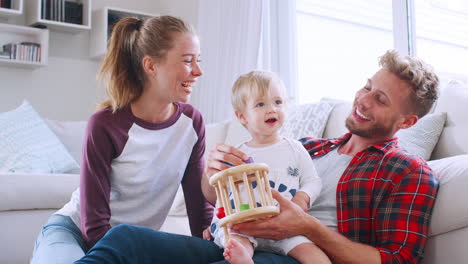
[280,99,336,140]
[0,100,79,173]
[396,112,447,160]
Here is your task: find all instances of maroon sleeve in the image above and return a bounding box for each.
[181,105,213,238]
[79,110,127,248]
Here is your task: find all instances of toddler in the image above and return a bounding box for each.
[208,70,331,264]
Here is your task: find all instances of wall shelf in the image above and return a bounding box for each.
[0,23,49,68]
[24,0,91,33]
[0,0,23,18]
[89,6,156,59]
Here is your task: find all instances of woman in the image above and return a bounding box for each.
[30,16,212,264]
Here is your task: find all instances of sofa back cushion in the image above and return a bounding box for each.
[322,99,351,138]
[431,81,468,160]
[45,119,87,174]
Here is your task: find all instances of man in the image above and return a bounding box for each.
[220,50,440,263]
[74,50,439,264]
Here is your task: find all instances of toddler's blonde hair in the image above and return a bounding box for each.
[231,70,287,113]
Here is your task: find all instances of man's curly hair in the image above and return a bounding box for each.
[379,50,439,117]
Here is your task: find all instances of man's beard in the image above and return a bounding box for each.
[345,116,394,139]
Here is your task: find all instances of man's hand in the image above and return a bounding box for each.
[230,190,318,240]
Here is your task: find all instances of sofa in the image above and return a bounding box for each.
[1,80,467,264]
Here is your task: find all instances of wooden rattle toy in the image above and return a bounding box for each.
[209,163,279,244]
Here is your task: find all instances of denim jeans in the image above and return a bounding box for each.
[31,214,87,264]
[74,224,299,264]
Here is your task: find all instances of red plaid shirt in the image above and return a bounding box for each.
[300,133,439,264]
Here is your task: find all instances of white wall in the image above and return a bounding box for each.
[0,0,199,121]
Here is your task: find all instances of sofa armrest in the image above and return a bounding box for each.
[427,155,468,236]
[0,173,79,211]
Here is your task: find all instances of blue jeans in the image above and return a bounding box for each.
[74,224,299,264]
[31,214,87,264]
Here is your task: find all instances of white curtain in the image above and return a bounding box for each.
[258,0,298,104]
[192,0,298,123]
[193,0,263,124]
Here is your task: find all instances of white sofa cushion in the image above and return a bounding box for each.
[205,120,231,159]
[0,173,79,211]
[45,119,87,173]
[427,154,468,236]
[432,81,468,159]
[0,101,79,174]
[322,99,351,138]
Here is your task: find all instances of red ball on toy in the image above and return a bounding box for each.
[216,207,226,219]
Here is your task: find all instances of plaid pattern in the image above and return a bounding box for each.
[300,133,439,264]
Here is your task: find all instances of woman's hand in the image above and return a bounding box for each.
[206,144,249,178]
[230,190,318,240]
[202,144,250,205]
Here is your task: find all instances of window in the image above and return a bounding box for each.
[295,0,468,103]
[296,0,394,103]
[414,0,468,84]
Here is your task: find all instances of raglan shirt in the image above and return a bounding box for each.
[56,102,213,248]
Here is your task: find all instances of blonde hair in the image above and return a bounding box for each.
[231,70,286,113]
[98,16,196,112]
[379,50,439,117]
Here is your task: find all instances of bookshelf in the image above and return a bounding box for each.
[89,6,156,59]
[0,0,23,18]
[0,23,49,69]
[24,0,91,33]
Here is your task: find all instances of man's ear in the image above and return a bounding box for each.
[142,55,157,76]
[235,110,247,126]
[399,114,419,129]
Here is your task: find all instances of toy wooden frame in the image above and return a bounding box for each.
[209,163,279,243]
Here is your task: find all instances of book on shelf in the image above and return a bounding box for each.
[0,51,10,60]
[40,0,82,24]
[1,0,12,9]
[65,1,83,25]
[2,42,41,62]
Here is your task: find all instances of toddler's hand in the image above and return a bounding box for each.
[203,226,213,240]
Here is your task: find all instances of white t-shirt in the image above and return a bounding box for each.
[210,138,322,249]
[309,147,353,231]
[237,138,322,206]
